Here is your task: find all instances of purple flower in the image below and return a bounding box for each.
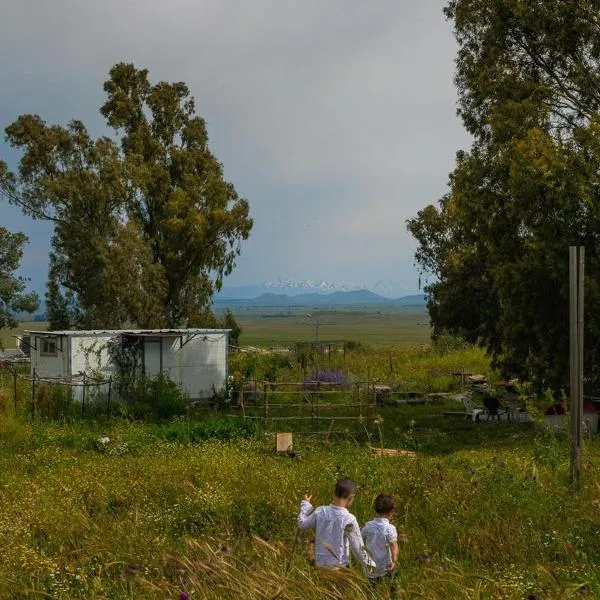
[180,593,189,600]
[304,369,349,387]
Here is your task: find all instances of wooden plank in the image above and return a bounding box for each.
[371,448,416,458]
[276,432,293,452]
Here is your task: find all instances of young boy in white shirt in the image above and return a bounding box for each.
[361,494,399,583]
[296,478,375,573]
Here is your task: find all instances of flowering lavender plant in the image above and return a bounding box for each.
[303,368,349,388]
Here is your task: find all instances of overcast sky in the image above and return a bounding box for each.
[1,0,470,295]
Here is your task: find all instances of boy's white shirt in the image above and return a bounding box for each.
[361,517,398,578]
[297,500,374,571]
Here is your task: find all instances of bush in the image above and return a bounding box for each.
[127,372,188,421]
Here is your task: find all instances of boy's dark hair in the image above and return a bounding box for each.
[374,494,396,515]
[334,478,357,499]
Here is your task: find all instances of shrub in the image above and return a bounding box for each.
[128,372,188,421]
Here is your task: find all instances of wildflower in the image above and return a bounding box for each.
[180,592,189,600]
[99,436,110,445]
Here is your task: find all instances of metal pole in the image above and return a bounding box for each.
[570,246,584,484]
[577,247,585,464]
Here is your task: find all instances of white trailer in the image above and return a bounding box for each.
[26,328,230,400]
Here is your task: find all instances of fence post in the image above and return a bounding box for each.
[13,369,17,414]
[82,373,86,419]
[240,386,245,418]
[107,376,112,419]
[31,368,36,419]
[263,381,269,427]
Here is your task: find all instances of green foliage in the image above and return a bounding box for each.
[127,372,188,421]
[0,227,39,334]
[35,383,74,419]
[408,1,600,393]
[2,63,252,328]
[222,309,242,347]
[432,331,467,356]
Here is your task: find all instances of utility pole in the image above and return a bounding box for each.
[569,246,584,484]
[305,313,320,342]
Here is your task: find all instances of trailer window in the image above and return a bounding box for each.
[40,337,58,357]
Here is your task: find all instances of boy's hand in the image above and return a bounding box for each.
[303,493,313,502]
[387,561,396,572]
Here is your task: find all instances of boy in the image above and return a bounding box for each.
[361,494,399,583]
[297,478,375,572]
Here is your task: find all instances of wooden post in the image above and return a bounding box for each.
[570,246,585,484]
[31,368,36,419]
[263,381,269,426]
[312,382,319,430]
[107,376,112,419]
[13,370,17,414]
[82,373,86,419]
[240,386,246,418]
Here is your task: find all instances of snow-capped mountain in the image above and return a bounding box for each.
[217,278,420,300]
[262,278,361,294]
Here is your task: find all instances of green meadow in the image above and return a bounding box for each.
[231,306,431,348]
[1,315,598,599]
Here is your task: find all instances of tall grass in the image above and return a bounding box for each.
[1,415,600,598]
[230,343,494,393]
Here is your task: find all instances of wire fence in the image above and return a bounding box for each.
[3,365,114,419]
[236,379,381,433]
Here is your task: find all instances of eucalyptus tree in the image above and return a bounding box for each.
[1,63,252,329]
[407,0,600,390]
[0,226,39,332]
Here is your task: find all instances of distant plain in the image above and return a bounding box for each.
[2,306,431,349]
[227,305,431,347]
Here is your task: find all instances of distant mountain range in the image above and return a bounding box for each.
[16,280,425,319]
[217,278,421,300]
[213,289,426,308]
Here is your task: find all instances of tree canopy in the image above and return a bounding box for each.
[1,63,252,329]
[0,227,39,333]
[407,0,600,391]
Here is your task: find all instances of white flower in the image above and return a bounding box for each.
[99,436,110,444]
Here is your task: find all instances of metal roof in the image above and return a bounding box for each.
[24,328,230,337]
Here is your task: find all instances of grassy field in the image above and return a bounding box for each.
[2,306,431,350]
[1,337,598,598]
[0,320,48,349]
[233,306,431,348]
[0,409,599,599]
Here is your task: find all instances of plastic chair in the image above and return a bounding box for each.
[462,396,484,422]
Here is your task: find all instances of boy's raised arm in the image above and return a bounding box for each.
[296,494,316,529]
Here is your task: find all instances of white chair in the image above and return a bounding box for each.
[462,396,484,422]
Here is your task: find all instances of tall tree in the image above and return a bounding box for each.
[1,63,252,328]
[407,0,600,391]
[0,227,39,334]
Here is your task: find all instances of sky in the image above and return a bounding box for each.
[0,0,470,296]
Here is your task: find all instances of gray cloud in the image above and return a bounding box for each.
[1,0,469,292]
